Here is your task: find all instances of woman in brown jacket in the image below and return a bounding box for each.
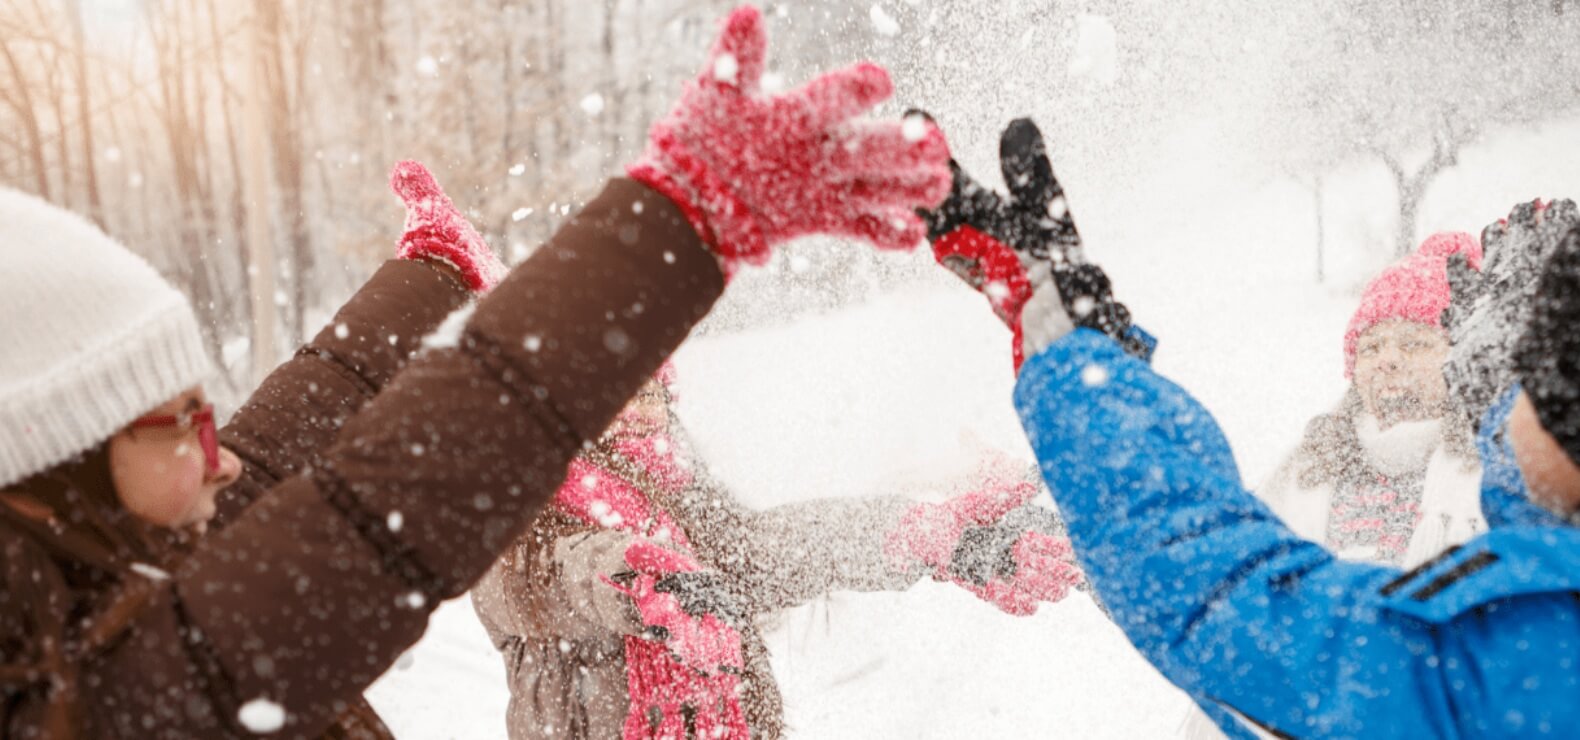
[0,6,950,737]
[0,161,493,738]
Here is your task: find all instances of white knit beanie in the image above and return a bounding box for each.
[0,187,211,488]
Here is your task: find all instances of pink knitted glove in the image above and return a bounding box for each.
[604,540,745,676]
[627,5,951,274]
[883,477,1038,570]
[390,160,507,293]
[885,474,1084,616]
[961,531,1084,616]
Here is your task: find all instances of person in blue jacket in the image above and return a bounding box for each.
[924,119,1580,738]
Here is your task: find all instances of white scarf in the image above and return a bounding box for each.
[1354,414,1441,477]
[1262,414,1485,569]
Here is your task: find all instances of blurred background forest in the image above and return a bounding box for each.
[3,0,1580,399]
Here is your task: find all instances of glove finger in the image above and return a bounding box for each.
[1509,199,1542,230]
[624,539,700,574]
[971,482,1041,525]
[1056,263,1113,307]
[1443,253,1478,330]
[998,118,1061,210]
[1549,199,1580,226]
[921,161,1001,241]
[390,159,449,211]
[967,579,1039,616]
[703,5,767,91]
[1016,531,1074,559]
[777,62,894,133]
[829,121,950,178]
[842,173,958,212]
[843,169,950,211]
[842,205,928,251]
[1480,219,1508,257]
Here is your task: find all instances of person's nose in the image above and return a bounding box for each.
[1375,343,1403,370]
[207,446,243,489]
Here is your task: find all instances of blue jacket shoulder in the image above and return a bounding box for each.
[1377,527,1580,624]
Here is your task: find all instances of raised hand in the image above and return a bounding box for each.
[628,6,951,275]
[1513,224,1580,450]
[946,502,1085,615]
[604,539,744,676]
[883,472,1038,573]
[884,468,1084,615]
[1444,198,1579,427]
[389,160,507,293]
[920,115,1150,370]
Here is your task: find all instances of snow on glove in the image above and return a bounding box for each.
[953,526,1085,617]
[918,115,1151,371]
[885,473,1084,615]
[390,160,508,293]
[653,570,750,628]
[946,499,1084,616]
[627,5,951,275]
[882,474,1039,573]
[1444,198,1579,428]
[604,540,745,676]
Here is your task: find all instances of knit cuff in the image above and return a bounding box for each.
[0,294,210,487]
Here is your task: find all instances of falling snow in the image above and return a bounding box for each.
[238,698,286,734]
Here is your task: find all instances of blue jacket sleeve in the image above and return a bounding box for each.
[1014,329,1580,738]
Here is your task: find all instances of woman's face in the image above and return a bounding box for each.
[109,387,241,531]
[1508,392,1580,518]
[1352,320,1450,427]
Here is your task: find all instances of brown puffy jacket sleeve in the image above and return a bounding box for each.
[212,259,471,531]
[61,179,723,738]
[474,526,644,643]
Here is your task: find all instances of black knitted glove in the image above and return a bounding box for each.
[918,114,1150,364]
[1444,198,1580,428]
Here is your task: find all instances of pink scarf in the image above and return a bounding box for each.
[553,433,750,740]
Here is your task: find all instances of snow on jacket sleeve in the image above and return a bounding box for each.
[51,178,725,738]
[474,527,645,643]
[212,259,470,531]
[1014,328,1580,739]
[672,480,922,614]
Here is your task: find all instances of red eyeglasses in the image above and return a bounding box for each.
[129,404,220,475]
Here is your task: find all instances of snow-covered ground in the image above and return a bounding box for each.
[367,116,1580,737]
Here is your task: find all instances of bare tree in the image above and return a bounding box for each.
[65,0,102,225]
[1265,0,1580,256]
[256,0,315,344]
[0,37,51,198]
[146,2,211,357]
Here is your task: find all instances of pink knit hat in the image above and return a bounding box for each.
[1343,231,1482,378]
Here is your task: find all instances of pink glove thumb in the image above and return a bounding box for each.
[390,160,507,293]
[622,538,700,575]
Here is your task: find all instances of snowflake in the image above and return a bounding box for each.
[238,698,286,734]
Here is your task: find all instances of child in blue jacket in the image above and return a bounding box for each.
[924,118,1580,738]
